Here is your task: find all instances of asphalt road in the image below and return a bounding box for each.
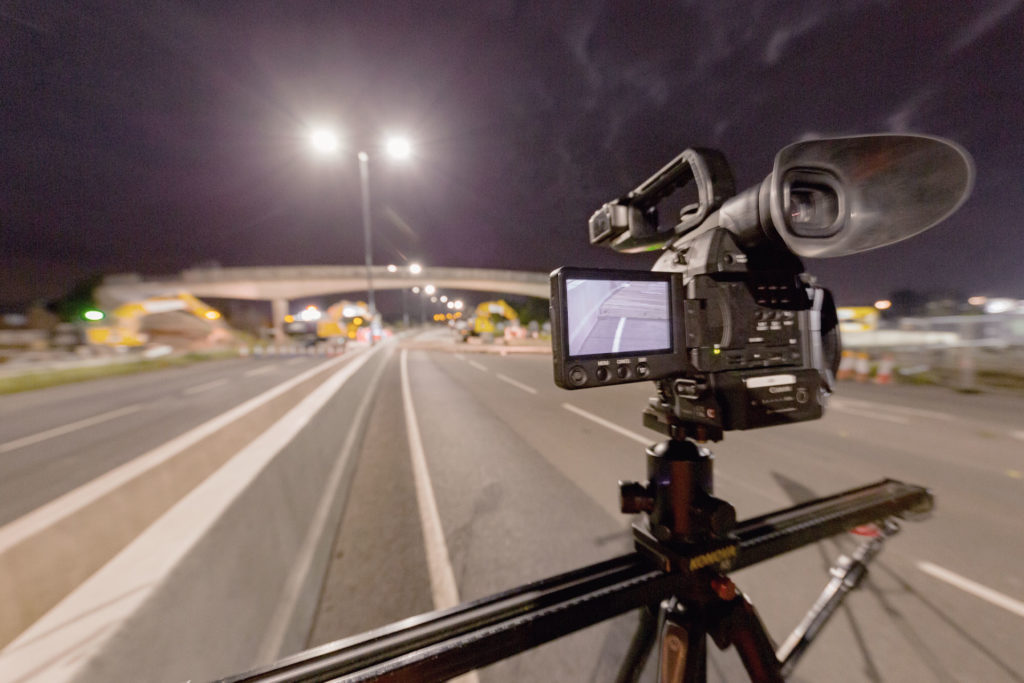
[0,354,337,524]
[310,334,1024,682]
[3,334,1023,681]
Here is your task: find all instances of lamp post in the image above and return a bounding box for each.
[308,128,412,344]
[356,151,377,342]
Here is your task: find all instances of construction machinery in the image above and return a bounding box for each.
[459,299,519,341]
[84,292,227,347]
[316,300,371,341]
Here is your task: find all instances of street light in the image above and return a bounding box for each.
[409,263,422,275]
[308,128,413,344]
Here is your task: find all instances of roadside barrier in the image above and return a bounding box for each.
[854,352,871,382]
[836,351,856,381]
[874,354,895,384]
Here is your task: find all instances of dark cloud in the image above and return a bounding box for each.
[2,1,1022,308]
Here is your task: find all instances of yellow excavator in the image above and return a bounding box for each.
[316,300,370,340]
[85,292,225,347]
[459,299,519,341]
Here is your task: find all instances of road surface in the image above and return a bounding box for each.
[1,332,1022,682]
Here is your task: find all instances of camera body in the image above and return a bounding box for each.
[551,135,973,441]
[550,256,837,440]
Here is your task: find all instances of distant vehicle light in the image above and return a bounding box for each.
[299,306,322,321]
[83,310,105,321]
[409,263,422,275]
[873,300,892,310]
[985,298,1016,314]
[387,264,398,273]
[204,310,221,320]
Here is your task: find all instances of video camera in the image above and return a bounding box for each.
[552,135,972,441]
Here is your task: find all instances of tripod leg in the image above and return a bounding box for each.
[658,602,707,683]
[614,605,660,683]
[707,584,784,683]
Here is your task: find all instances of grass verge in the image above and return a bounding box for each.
[0,351,239,395]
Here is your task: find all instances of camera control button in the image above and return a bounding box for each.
[568,366,588,386]
[635,363,649,378]
[616,365,630,379]
[795,387,809,404]
[595,366,610,382]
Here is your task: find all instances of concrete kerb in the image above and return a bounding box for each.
[0,354,352,650]
[0,346,390,682]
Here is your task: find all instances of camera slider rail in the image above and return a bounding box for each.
[220,479,932,683]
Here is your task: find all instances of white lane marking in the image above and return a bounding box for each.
[402,353,480,683]
[0,406,143,454]
[258,349,391,662]
[401,351,464,611]
[245,364,278,377]
[917,561,1024,619]
[467,360,488,373]
[612,317,626,353]
[828,401,910,424]
[561,403,784,504]
[562,403,650,446]
[496,373,537,395]
[835,396,954,421]
[284,357,306,366]
[0,356,347,554]
[182,378,228,396]
[0,353,375,682]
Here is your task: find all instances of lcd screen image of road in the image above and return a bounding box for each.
[566,279,671,357]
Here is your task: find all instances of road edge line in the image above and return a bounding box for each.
[401,350,479,683]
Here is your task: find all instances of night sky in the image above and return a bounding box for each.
[2,1,1022,309]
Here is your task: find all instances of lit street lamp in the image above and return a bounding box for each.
[309,128,412,344]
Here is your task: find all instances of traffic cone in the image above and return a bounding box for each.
[874,355,895,384]
[836,350,856,381]
[855,352,871,382]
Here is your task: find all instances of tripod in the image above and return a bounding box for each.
[221,430,932,683]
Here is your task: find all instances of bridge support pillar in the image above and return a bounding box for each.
[271,298,289,344]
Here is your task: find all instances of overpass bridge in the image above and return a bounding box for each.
[97,266,550,340]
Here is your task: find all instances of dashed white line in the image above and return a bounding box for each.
[0,405,143,454]
[561,403,786,504]
[836,397,955,422]
[918,561,1024,619]
[182,379,228,395]
[562,403,651,446]
[829,401,910,424]
[496,373,538,395]
[467,360,488,373]
[244,365,278,377]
